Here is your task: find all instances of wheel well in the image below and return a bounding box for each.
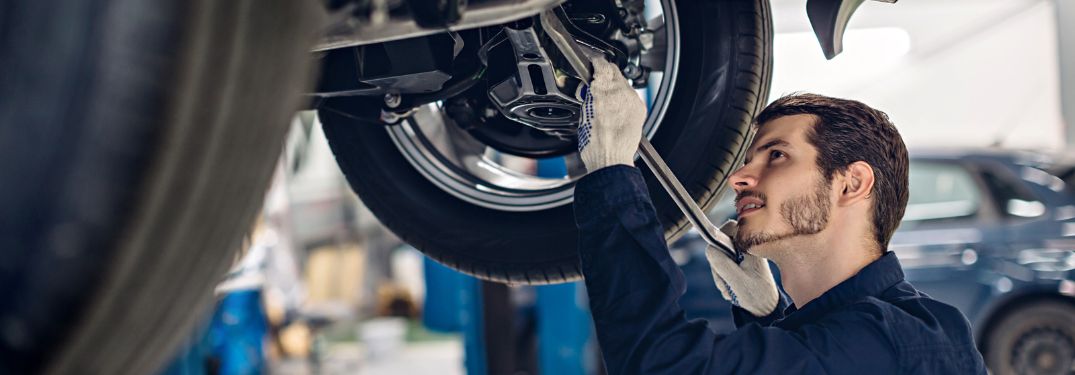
[976,292,1075,354]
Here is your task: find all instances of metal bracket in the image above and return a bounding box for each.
[487,21,582,138]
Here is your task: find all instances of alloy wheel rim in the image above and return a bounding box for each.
[387,0,681,212]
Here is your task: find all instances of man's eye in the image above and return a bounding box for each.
[769,150,785,160]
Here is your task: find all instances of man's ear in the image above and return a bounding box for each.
[838,161,875,206]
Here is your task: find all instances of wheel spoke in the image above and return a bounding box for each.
[640,15,667,71]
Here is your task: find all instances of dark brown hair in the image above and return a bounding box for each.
[755,93,909,249]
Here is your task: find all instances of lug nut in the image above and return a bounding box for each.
[623,64,642,79]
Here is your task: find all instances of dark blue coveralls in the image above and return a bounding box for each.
[574,166,987,374]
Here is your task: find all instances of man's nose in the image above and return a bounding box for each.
[729,165,757,193]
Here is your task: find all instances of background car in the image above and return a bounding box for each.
[675,148,1075,375]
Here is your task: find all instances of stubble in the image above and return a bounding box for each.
[734,178,831,253]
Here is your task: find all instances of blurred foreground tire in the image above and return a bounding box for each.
[984,300,1075,375]
[0,0,323,373]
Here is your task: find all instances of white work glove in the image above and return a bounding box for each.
[577,57,647,172]
[704,220,780,317]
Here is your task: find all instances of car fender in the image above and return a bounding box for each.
[806,0,897,59]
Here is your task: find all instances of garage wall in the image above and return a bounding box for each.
[768,0,1062,150]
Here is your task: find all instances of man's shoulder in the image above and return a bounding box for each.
[825,282,986,373]
[874,282,971,330]
[827,281,974,341]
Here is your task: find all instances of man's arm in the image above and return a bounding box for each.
[574,166,896,374]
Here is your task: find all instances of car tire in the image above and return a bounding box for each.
[319,0,772,284]
[984,300,1075,375]
[0,0,322,373]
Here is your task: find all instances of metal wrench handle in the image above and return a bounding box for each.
[638,139,743,263]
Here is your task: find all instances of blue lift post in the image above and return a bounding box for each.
[535,283,594,375]
[160,290,269,375]
[422,257,488,375]
[534,157,595,375]
[422,156,596,375]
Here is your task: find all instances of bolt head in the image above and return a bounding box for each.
[383,93,402,108]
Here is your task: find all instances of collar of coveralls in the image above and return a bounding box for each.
[773,251,906,329]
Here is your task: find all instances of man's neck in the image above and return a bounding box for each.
[771,236,880,307]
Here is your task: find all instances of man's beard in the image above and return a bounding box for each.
[733,178,831,252]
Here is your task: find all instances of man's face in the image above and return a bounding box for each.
[728,114,833,256]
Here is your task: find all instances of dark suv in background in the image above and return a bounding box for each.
[675,148,1075,375]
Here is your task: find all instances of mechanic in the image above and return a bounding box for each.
[573,57,987,374]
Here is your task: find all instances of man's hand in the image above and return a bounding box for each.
[705,220,780,317]
[577,57,647,172]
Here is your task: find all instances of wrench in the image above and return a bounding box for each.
[540,9,744,263]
